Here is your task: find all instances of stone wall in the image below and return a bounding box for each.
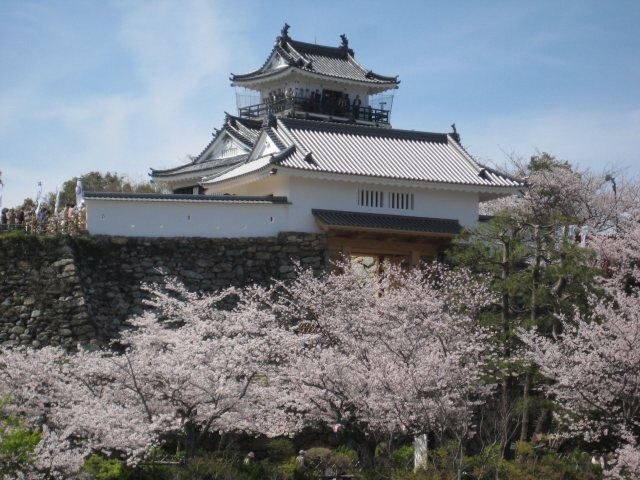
[0,233,327,348]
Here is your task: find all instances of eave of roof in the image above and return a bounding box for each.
[230,33,399,87]
[84,192,288,204]
[150,154,247,177]
[312,209,461,236]
[201,156,274,184]
[231,65,398,91]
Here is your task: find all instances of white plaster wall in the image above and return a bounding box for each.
[87,176,481,238]
[211,175,290,198]
[283,176,480,232]
[86,199,289,238]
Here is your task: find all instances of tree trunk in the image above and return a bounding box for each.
[500,239,512,458]
[520,370,531,442]
[347,426,378,469]
[414,433,428,471]
[183,421,198,460]
[520,226,541,443]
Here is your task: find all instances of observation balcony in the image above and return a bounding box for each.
[237,96,392,126]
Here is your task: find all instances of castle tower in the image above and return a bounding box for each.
[231,24,399,127]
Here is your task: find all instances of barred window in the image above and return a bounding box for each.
[358,189,385,208]
[389,192,414,210]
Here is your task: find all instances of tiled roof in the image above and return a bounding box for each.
[231,32,399,87]
[205,118,521,189]
[312,209,461,235]
[273,119,521,188]
[224,115,262,147]
[84,192,288,204]
[202,156,273,183]
[150,154,247,178]
[150,115,262,180]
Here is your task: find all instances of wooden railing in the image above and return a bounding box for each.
[238,96,391,125]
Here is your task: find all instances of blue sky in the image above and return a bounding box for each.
[1,0,639,208]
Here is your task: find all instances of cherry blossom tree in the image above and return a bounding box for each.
[0,278,303,477]
[0,346,89,479]
[520,216,640,479]
[0,261,527,478]
[451,156,640,454]
[272,262,495,476]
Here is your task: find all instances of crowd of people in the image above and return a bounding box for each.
[259,88,382,122]
[0,203,85,235]
[0,207,26,228]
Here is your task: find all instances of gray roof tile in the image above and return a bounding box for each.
[312,209,461,235]
[85,192,288,203]
[150,154,247,178]
[268,119,521,188]
[231,34,399,87]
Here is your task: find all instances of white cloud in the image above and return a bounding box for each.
[1,0,247,207]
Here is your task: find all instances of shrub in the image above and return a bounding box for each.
[265,437,295,462]
[80,455,124,480]
[391,444,415,470]
[303,446,333,471]
[0,402,41,477]
[332,445,358,473]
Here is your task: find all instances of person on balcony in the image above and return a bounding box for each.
[352,94,362,119]
[306,89,314,112]
[285,87,294,109]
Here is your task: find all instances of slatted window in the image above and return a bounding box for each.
[220,146,239,158]
[389,192,414,210]
[358,189,385,208]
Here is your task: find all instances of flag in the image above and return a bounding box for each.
[35,181,43,217]
[75,178,84,209]
[54,186,62,215]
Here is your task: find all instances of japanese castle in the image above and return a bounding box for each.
[85,25,521,263]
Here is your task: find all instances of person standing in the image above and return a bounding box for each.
[352,94,362,119]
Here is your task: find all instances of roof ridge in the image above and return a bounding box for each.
[84,191,288,203]
[288,38,352,58]
[271,144,297,164]
[281,42,307,67]
[275,118,312,157]
[276,44,297,64]
[224,113,262,146]
[445,134,522,186]
[279,117,449,142]
[265,129,287,150]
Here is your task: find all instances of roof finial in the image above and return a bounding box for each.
[340,34,349,50]
[450,123,461,143]
[280,23,290,40]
